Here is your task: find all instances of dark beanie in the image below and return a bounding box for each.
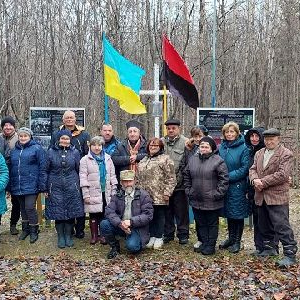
[200,136,217,152]
[1,116,16,129]
[57,129,72,140]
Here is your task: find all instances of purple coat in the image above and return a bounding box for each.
[105,188,153,247]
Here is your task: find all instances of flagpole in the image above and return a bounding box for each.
[211,0,217,108]
[163,85,168,136]
[103,33,109,123]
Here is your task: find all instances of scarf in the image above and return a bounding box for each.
[91,150,106,192]
[127,138,141,172]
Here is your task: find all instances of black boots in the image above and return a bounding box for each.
[228,220,244,253]
[19,221,30,240]
[219,219,234,249]
[10,224,19,235]
[29,225,39,244]
[106,235,120,259]
[55,223,66,248]
[219,219,244,253]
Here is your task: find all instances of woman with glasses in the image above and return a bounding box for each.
[45,129,84,248]
[137,138,176,249]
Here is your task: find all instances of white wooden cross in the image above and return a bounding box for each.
[140,63,170,137]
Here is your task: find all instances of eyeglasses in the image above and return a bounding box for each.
[149,144,160,147]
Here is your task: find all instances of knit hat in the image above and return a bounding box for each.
[90,136,105,146]
[18,127,33,138]
[200,136,217,152]
[1,116,16,129]
[57,129,72,139]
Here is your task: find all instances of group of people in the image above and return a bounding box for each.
[0,111,297,268]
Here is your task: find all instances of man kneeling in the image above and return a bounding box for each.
[100,170,153,259]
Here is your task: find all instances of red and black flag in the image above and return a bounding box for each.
[162,35,199,109]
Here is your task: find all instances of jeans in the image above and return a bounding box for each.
[16,194,38,224]
[150,205,167,238]
[100,219,142,253]
[10,195,21,226]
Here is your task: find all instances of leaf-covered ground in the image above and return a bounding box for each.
[0,191,300,299]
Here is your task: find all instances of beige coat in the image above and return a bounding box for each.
[79,152,118,213]
[249,144,292,206]
[137,153,176,205]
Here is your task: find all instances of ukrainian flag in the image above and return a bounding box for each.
[103,34,146,114]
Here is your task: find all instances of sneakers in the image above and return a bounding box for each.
[276,256,297,268]
[146,237,156,248]
[153,238,164,249]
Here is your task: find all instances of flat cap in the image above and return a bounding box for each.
[165,119,181,126]
[126,120,142,130]
[263,128,280,137]
[120,170,135,181]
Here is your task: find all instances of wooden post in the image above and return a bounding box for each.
[36,194,43,224]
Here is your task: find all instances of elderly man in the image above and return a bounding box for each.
[50,110,90,158]
[162,119,189,245]
[0,116,20,235]
[249,128,298,268]
[100,123,120,156]
[111,120,147,182]
[50,110,90,239]
[100,170,153,259]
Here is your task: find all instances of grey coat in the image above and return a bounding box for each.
[184,153,229,210]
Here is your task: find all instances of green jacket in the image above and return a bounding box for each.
[162,135,187,190]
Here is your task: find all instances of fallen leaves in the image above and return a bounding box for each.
[0,254,299,299]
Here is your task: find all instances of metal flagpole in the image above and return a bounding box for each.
[211,0,217,108]
[103,33,109,123]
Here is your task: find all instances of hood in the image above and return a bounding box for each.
[245,127,265,150]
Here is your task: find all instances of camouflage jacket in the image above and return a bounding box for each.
[137,154,176,205]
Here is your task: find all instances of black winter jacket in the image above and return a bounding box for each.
[184,153,229,210]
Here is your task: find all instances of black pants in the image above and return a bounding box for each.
[258,201,297,255]
[193,207,219,246]
[10,195,21,226]
[16,194,38,225]
[150,205,167,238]
[55,219,74,225]
[164,190,189,239]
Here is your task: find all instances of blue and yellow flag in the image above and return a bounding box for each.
[103,34,146,114]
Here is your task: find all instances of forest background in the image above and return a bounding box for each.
[1,0,300,177]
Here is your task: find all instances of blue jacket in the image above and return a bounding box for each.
[103,136,120,156]
[45,144,84,220]
[0,154,9,215]
[50,125,90,158]
[9,140,47,196]
[219,135,250,219]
